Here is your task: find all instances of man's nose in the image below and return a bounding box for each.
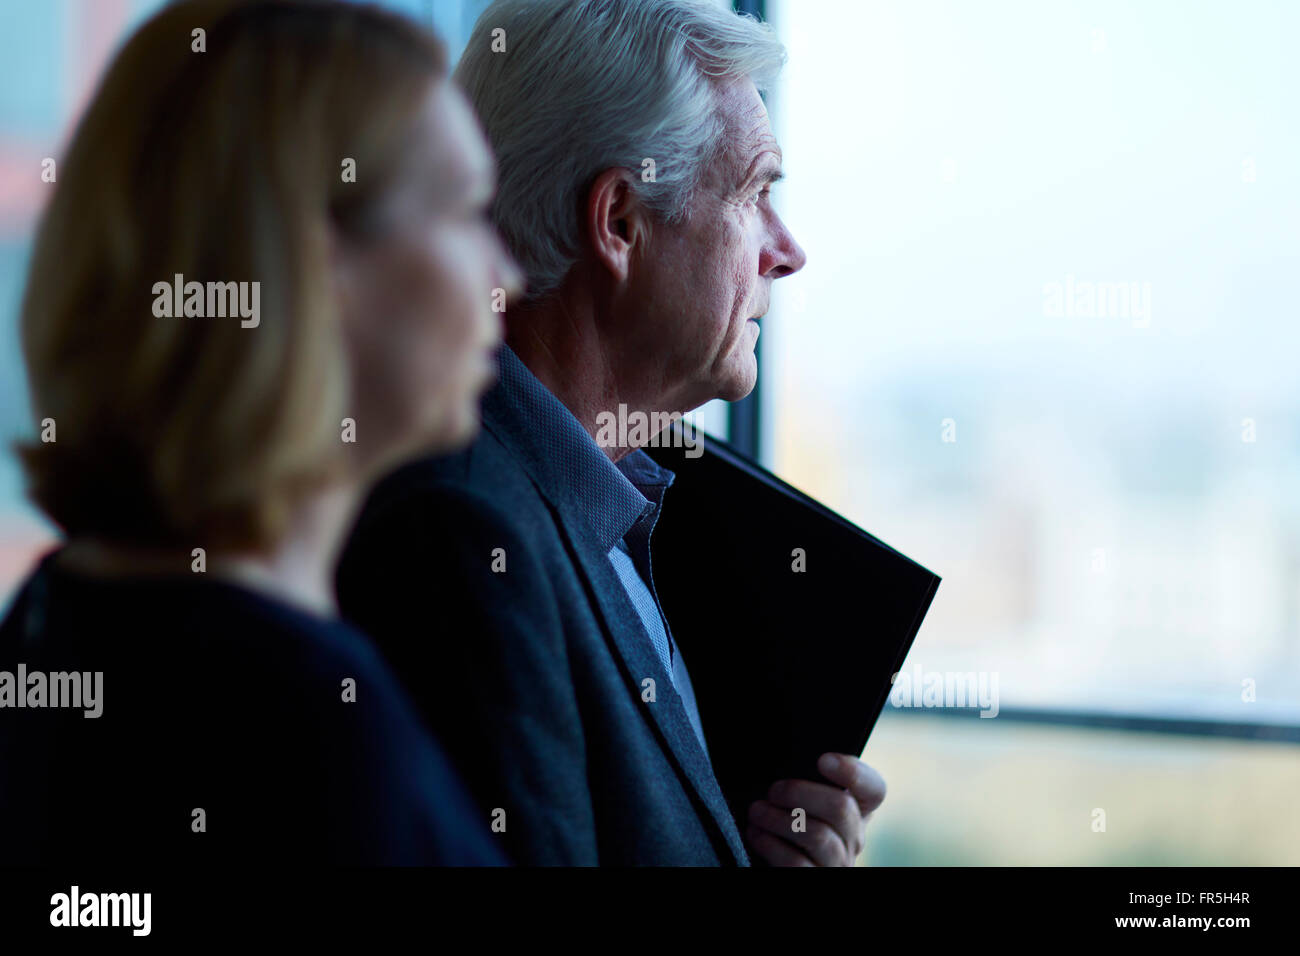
[762,216,807,279]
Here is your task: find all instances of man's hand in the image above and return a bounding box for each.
[745,753,886,867]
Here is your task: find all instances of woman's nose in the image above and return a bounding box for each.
[494,236,525,302]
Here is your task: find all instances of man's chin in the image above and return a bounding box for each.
[714,368,758,403]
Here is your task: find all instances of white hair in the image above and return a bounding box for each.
[454,0,786,301]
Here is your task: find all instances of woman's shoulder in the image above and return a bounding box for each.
[0,549,505,865]
[2,548,380,675]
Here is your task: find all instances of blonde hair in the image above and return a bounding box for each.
[18,0,447,552]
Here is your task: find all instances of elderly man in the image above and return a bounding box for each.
[337,0,885,866]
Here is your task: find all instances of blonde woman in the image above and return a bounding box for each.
[0,0,520,864]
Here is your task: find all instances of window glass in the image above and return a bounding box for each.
[765,0,1300,726]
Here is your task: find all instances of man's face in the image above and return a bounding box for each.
[618,78,806,411]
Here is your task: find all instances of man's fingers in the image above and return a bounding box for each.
[746,825,816,867]
[747,800,851,866]
[765,779,860,853]
[818,753,887,816]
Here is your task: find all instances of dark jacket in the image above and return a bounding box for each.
[0,549,506,865]
[336,349,748,866]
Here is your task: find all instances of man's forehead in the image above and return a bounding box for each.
[715,80,782,167]
[718,80,770,133]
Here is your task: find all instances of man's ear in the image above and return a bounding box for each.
[586,167,647,284]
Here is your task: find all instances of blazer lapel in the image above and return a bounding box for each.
[554,515,749,865]
[479,350,749,864]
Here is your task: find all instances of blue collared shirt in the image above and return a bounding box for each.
[496,347,710,755]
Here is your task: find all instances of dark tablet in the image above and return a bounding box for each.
[647,433,940,824]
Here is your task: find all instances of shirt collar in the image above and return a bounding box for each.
[492,345,675,553]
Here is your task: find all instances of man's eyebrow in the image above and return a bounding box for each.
[739,151,785,190]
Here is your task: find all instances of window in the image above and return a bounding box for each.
[763,0,1300,861]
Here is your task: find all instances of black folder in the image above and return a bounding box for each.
[646,434,939,825]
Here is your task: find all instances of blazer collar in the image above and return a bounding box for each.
[484,345,649,550]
